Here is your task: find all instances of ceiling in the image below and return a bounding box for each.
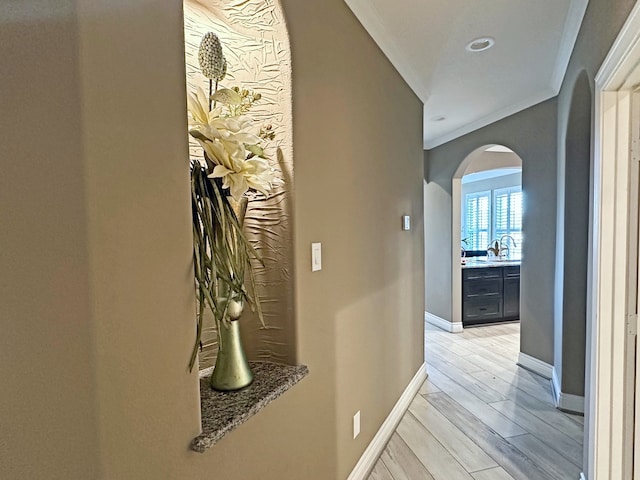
[344,0,588,149]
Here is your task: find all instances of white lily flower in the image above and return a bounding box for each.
[187,86,210,127]
[209,157,275,200]
[187,77,275,201]
[198,139,240,171]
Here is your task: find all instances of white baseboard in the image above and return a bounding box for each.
[517,352,553,379]
[424,311,463,333]
[551,367,561,404]
[347,363,427,480]
[551,367,585,414]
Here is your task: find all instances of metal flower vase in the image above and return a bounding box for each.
[209,197,254,391]
[209,314,253,391]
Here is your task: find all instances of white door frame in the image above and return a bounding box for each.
[589,4,640,478]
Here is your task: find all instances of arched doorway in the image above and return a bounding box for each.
[451,144,524,330]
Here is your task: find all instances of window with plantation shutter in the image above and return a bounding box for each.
[463,191,491,251]
[462,184,524,258]
[493,186,522,258]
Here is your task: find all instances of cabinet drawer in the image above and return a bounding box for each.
[463,267,503,280]
[503,266,520,278]
[463,298,503,323]
[463,278,503,298]
[463,268,502,281]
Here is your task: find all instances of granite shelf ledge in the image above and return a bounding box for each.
[192,361,309,453]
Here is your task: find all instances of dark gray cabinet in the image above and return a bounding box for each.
[462,265,520,326]
[502,266,520,320]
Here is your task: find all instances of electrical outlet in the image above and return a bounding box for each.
[353,411,361,439]
[402,215,411,231]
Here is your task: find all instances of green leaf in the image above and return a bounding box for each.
[189,164,269,369]
[245,144,265,157]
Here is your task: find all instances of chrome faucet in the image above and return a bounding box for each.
[499,235,517,259]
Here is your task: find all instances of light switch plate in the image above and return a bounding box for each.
[402,215,411,231]
[353,411,361,439]
[311,242,322,271]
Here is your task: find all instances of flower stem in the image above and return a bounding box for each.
[209,79,213,111]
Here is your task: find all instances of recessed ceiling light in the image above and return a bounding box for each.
[430,115,446,122]
[465,37,495,53]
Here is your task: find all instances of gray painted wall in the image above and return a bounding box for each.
[424,174,453,320]
[425,98,558,364]
[555,71,591,399]
[553,1,636,476]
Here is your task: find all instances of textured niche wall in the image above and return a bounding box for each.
[184,0,295,367]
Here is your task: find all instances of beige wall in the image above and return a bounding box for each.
[0,3,100,479]
[1,0,424,479]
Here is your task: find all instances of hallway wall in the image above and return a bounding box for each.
[424,0,637,384]
[0,3,99,478]
[425,98,558,364]
[0,0,424,479]
[554,70,591,400]
[553,0,636,476]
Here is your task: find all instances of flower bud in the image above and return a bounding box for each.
[198,32,227,81]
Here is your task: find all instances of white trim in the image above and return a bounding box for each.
[424,311,463,333]
[550,0,589,92]
[594,3,640,89]
[421,0,587,150]
[517,352,553,379]
[345,0,589,151]
[343,0,429,101]
[590,4,640,478]
[347,363,428,480]
[552,367,586,414]
[425,88,556,149]
[452,177,463,328]
[551,367,561,405]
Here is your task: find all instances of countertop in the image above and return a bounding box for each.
[192,361,309,453]
[462,257,521,269]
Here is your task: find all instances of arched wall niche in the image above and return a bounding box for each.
[554,69,591,399]
[183,0,295,367]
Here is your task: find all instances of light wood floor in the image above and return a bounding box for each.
[367,322,585,480]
